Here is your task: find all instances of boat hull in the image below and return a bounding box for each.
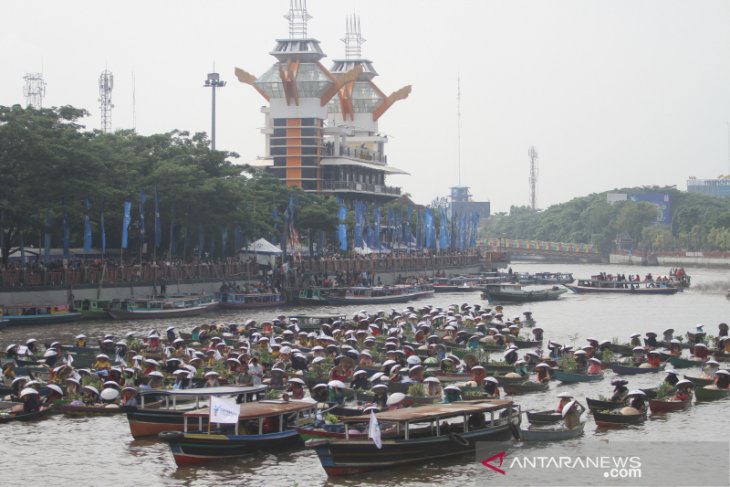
[520,422,584,441]
[326,295,412,305]
[586,398,622,411]
[694,385,730,402]
[127,409,207,439]
[554,370,604,383]
[2,313,82,326]
[502,381,549,395]
[609,364,660,375]
[593,409,647,427]
[108,305,212,320]
[526,410,562,424]
[648,398,691,413]
[565,284,678,295]
[483,289,566,303]
[60,404,125,416]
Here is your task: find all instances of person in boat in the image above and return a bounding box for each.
[21,387,42,413]
[646,350,662,368]
[644,332,659,349]
[2,362,16,382]
[166,327,176,343]
[631,347,647,366]
[581,345,595,360]
[720,337,730,354]
[611,379,629,402]
[629,333,642,348]
[535,363,552,383]
[74,334,87,348]
[248,357,264,386]
[287,378,306,400]
[662,328,675,344]
[504,346,519,365]
[547,342,563,361]
[146,371,165,389]
[702,360,720,379]
[25,339,39,358]
[714,369,730,389]
[470,365,487,384]
[668,339,682,358]
[370,383,389,408]
[625,390,647,413]
[524,351,541,367]
[555,392,574,413]
[386,392,407,410]
[120,386,138,407]
[692,343,710,360]
[573,350,588,372]
[513,359,529,378]
[44,384,64,405]
[664,370,679,387]
[172,370,190,390]
[406,364,425,383]
[327,380,347,405]
[483,377,500,398]
[442,385,463,403]
[81,386,101,406]
[673,380,693,401]
[204,371,221,388]
[562,400,585,430]
[718,323,729,341]
[142,358,159,376]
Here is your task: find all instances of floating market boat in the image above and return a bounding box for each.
[297,287,334,306]
[648,397,692,413]
[216,291,284,310]
[160,399,318,467]
[526,409,562,424]
[502,381,549,395]
[107,295,218,320]
[553,370,604,383]
[519,422,584,441]
[694,385,730,402]
[431,277,480,293]
[60,403,127,417]
[125,385,267,439]
[325,286,413,305]
[72,298,112,320]
[482,283,567,303]
[0,404,55,423]
[683,375,713,387]
[1,304,81,326]
[586,398,622,411]
[307,400,520,476]
[564,279,679,295]
[667,356,704,369]
[592,408,647,427]
[609,363,661,375]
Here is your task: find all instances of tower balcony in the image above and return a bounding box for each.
[320,180,401,199]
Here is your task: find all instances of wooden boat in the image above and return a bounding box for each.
[526,409,562,424]
[683,375,713,387]
[531,272,575,285]
[431,277,480,293]
[126,385,267,438]
[519,422,584,441]
[160,399,318,467]
[694,385,730,402]
[1,304,81,326]
[586,398,621,411]
[502,381,549,395]
[288,314,347,333]
[511,339,543,349]
[667,356,704,369]
[593,409,647,427]
[554,370,604,383]
[59,403,127,416]
[609,363,660,375]
[482,283,567,303]
[607,343,634,356]
[565,279,679,295]
[325,286,413,305]
[648,397,692,413]
[0,405,55,423]
[307,400,520,476]
[108,295,218,320]
[216,291,283,310]
[298,287,334,306]
[72,298,112,320]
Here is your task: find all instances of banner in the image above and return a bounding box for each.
[168,202,176,257]
[439,207,448,250]
[368,409,382,449]
[121,199,132,249]
[406,205,412,249]
[154,187,162,248]
[354,201,363,248]
[425,208,433,249]
[209,396,240,424]
[338,205,347,251]
[373,206,381,249]
[138,189,146,249]
[83,198,92,252]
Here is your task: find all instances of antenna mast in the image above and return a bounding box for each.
[457,77,462,186]
[98,69,114,133]
[23,73,46,108]
[528,146,538,210]
[132,72,137,131]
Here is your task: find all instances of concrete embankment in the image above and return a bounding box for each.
[609,252,730,268]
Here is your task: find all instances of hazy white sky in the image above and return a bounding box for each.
[2,0,729,212]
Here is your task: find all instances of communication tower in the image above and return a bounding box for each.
[528,146,538,210]
[23,73,46,108]
[99,70,114,133]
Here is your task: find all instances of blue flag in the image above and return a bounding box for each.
[338,205,347,251]
[154,187,162,249]
[439,207,448,250]
[83,198,92,252]
[168,202,176,257]
[138,189,146,248]
[373,206,381,249]
[122,199,132,249]
[425,209,433,249]
[354,201,363,248]
[100,212,106,257]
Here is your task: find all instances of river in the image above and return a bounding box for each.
[1,262,728,486]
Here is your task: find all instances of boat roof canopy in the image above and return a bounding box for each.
[343,400,513,423]
[184,399,317,418]
[138,385,267,397]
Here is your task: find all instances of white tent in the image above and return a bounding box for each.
[240,238,282,266]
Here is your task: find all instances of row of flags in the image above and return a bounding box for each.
[337,200,481,252]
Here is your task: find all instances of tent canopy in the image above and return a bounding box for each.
[243,238,282,255]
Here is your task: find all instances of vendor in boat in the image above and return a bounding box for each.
[406,365,425,383]
[513,359,529,378]
[582,345,595,360]
[443,385,463,403]
[146,371,165,389]
[646,350,663,368]
[625,390,647,413]
[702,360,720,379]
[532,327,544,342]
[248,357,264,386]
[166,326,177,343]
[386,392,407,410]
[664,370,680,387]
[611,379,629,402]
[470,365,487,384]
[662,328,675,344]
[327,380,347,405]
[424,376,443,398]
[668,339,683,358]
[673,380,693,401]
[562,400,585,430]
[81,386,101,406]
[370,383,389,408]
[2,362,16,382]
[720,337,730,354]
[287,378,306,400]
[172,370,191,390]
[44,384,64,405]
[204,371,221,388]
[21,387,42,413]
[483,377,500,398]
[692,343,710,360]
[586,357,602,375]
[629,333,642,348]
[524,351,541,366]
[535,363,552,383]
[142,358,160,376]
[25,338,39,358]
[644,332,659,349]
[10,377,28,400]
[573,350,588,372]
[120,387,138,407]
[93,354,112,371]
[714,369,730,389]
[555,392,574,413]
[631,347,647,366]
[504,346,519,365]
[65,378,81,398]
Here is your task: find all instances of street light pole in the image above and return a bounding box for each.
[204,72,226,150]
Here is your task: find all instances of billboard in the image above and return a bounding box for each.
[629,193,671,224]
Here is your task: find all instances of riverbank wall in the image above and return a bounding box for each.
[609,252,730,268]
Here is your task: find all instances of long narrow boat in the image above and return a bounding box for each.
[667,356,704,369]
[586,398,622,411]
[216,291,284,310]
[431,277,480,293]
[60,403,127,416]
[609,363,661,375]
[694,385,730,402]
[0,405,55,423]
[160,399,318,467]
[683,375,713,387]
[1,304,81,326]
[593,409,647,427]
[325,286,413,305]
[73,298,112,320]
[526,409,562,424]
[482,283,567,303]
[565,280,679,295]
[307,400,520,476]
[519,422,585,441]
[108,295,218,320]
[554,370,604,383]
[502,381,549,395]
[648,398,692,413]
[125,385,267,438]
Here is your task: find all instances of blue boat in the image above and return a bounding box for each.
[553,370,604,383]
[1,304,81,326]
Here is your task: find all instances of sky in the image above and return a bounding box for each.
[1,0,729,213]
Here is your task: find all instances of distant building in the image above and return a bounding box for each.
[607,192,670,225]
[686,178,730,198]
[449,186,490,219]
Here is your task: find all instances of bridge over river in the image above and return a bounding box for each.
[484,238,602,263]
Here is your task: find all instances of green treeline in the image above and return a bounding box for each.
[0,105,339,262]
[485,187,730,255]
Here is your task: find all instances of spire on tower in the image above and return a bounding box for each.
[284,0,312,39]
[342,14,366,60]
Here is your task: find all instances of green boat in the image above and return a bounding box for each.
[668,356,704,369]
[73,298,112,320]
[694,385,730,401]
[554,370,604,383]
[683,375,713,387]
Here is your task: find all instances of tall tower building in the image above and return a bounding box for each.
[236,1,409,202]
